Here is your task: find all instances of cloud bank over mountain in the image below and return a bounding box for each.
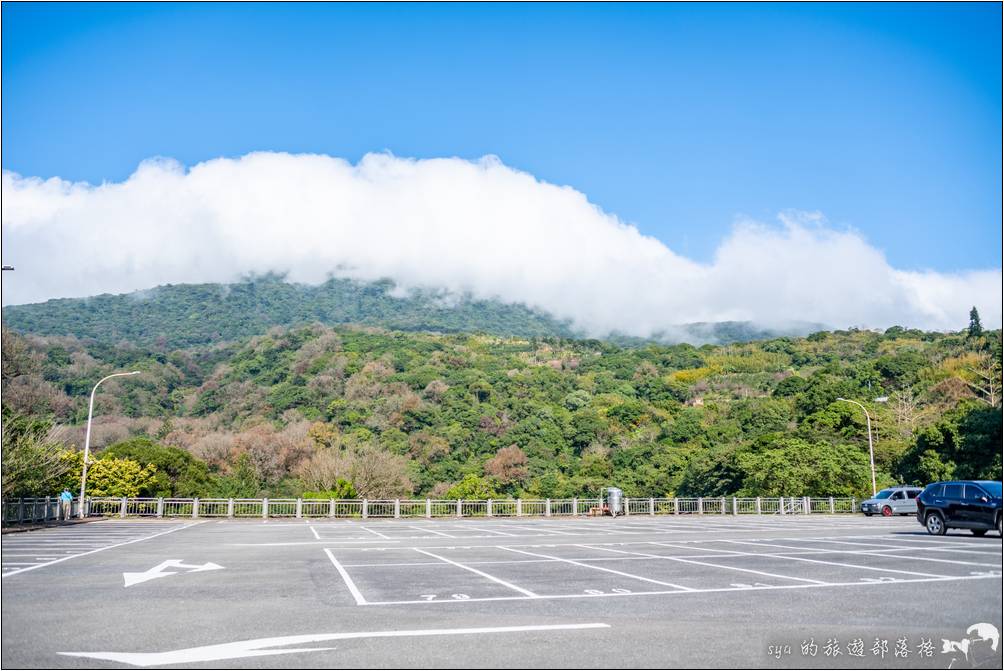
[2,152,999,336]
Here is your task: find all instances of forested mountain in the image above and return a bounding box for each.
[2,276,823,348]
[3,317,1000,501]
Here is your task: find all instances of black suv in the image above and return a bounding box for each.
[916,480,1002,536]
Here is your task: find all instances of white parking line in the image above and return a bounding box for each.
[722,540,952,578]
[499,545,694,591]
[824,536,1002,555]
[360,526,391,539]
[1,523,201,578]
[792,538,1003,565]
[323,548,368,605]
[407,526,456,538]
[584,544,829,585]
[465,526,519,537]
[355,574,1000,605]
[413,548,539,597]
[499,524,580,536]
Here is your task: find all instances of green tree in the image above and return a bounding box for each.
[101,437,213,497]
[213,453,262,498]
[736,438,872,497]
[303,479,357,499]
[445,474,499,499]
[968,306,983,340]
[62,451,159,497]
[0,409,75,498]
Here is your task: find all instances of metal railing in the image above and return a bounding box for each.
[2,495,858,523]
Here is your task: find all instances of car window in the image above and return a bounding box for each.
[890,491,903,500]
[981,482,1002,498]
[907,490,920,499]
[944,484,964,499]
[875,489,893,499]
[925,484,944,497]
[964,485,987,501]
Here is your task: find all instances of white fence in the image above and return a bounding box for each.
[2,495,857,523]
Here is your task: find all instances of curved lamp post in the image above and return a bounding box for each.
[836,396,887,497]
[78,371,142,517]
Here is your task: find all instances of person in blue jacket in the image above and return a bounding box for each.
[59,489,74,520]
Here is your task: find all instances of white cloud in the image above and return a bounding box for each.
[2,152,1000,335]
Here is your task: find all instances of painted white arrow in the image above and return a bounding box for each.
[59,623,611,666]
[122,560,224,588]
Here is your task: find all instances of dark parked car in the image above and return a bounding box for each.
[916,480,1002,536]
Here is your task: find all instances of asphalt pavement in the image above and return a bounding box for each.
[1,515,1001,669]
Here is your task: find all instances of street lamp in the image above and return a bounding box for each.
[78,371,142,517]
[836,396,887,497]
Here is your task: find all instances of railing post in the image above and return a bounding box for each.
[673,497,679,515]
[329,499,336,518]
[262,497,269,520]
[649,497,655,515]
[755,497,761,515]
[803,496,810,515]
[721,496,726,515]
[624,497,630,516]
[698,497,703,514]
[829,496,835,514]
[228,498,235,518]
[44,496,51,522]
[572,497,578,516]
[732,496,738,515]
[394,499,400,519]
[456,499,462,518]
[362,499,369,519]
[296,498,303,519]
[487,499,493,517]
[779,497,785,515]
[157,497,164,518]
[545,498,551,517]
[192,497,200,519]
[426,498,431,519]
[120,497,128,519]
[516,499,522,517]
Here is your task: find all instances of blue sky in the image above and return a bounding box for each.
[2,2,1001,271]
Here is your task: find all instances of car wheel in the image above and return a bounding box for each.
[972,529,987,537]
[882,506,893,517]
[925,512,946,536]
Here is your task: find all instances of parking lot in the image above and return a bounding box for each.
[2,515,1001,668]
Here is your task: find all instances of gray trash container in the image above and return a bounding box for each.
[605,487,623,516]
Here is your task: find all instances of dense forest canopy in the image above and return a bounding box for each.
[2,276,823,349]
[2,314,1001,501]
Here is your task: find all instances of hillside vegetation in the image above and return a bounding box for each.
[2,319,1000,501]
[2,275,821,349]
